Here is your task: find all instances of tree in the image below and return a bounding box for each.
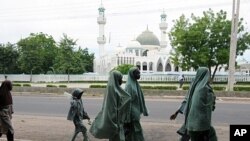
[78,48,95,72]
[17,32,57,74]
[0,43,20,74]
[169,9,250,81]
[113,64,135,74]
[53,34,76,75]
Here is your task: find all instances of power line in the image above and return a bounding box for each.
[1,0,249,22]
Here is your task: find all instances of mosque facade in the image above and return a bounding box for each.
[94,4,182,74]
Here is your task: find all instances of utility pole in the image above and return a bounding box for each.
[227,0,240,91]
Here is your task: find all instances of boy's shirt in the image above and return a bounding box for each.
[67,98,89,121]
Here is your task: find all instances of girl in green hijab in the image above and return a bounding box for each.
[124,67,148,141]
[185,67,217,141]
[90,70,131,141]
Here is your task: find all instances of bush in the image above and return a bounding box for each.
[59,85,67,88]
[155,86,177,90]
[212,86,225,91]
[46,84,57,88]
[182,86,189,90]
[13,83,22,87]
[23,84,31,87]
[234,86,250,91]
[89,85,106,88]
[141,85,177,90]
[141,86,154,89]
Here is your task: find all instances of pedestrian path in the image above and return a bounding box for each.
[0,139,31,141]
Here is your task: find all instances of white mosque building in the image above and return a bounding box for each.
[94,4,182,74]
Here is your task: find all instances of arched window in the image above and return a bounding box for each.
[136,61,141,70]
[165,63,171,71]
[157,58,163,72]
[142,50,148,56]
[174,66,179,72]
[142,62,147,71]
[149,62,153,71]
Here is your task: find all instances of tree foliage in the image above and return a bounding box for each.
[113,64,135,74]
[169,9,250,80]
[0,43,20,74]
[13,33,94,75]
[53,34,94,74]
[17,32,57,74]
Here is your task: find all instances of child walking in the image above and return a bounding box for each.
[67,88,90,141]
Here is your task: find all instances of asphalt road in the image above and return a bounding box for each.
[13,95,250,126]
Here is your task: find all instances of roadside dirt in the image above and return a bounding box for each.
[0,115,229,141]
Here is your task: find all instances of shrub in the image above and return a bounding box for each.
[154,86,177,90]
[89,85,106,88]
[234,86,250,91]
[141,85,177,90]
[13,83,22,87]
[141,86,154,89]
[59,85,67,88]
[46,84,57,88]
[23,84,31,87]
[182,86,189,90]
[212,86,225,91]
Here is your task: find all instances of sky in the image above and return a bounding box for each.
[1,0,250,61]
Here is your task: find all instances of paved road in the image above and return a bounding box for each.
[13,95,250,126]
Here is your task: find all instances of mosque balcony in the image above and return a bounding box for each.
[97,37,106,44]
[97,17,106,24]
[159,23,168,30]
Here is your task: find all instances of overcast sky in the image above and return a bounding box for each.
[1,0,250,61]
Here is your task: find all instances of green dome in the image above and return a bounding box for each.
[136,29,160,46]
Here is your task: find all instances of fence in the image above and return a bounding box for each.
[1,74,250,83]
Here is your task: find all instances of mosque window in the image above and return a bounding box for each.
[149,62,153,71]
[135,50,139,56]
[165,63,171,72]
[142,50,148,56]
[117,57,120,65]
[143,62,147,71]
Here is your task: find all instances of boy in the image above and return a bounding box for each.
[67,88,90,141]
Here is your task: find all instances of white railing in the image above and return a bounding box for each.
[1,74,250,83]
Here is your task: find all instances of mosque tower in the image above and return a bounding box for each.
[97,2,106,57]
[159,10,168,48]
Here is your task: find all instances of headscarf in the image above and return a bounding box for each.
[185,67,216,131]
[125,67,148,121]
[90,70,131,139]
[0,80,13,107]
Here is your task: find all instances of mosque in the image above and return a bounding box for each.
[94,4,182,74]
[93,3,250,75]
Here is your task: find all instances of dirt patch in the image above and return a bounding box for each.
[0,115,229,141]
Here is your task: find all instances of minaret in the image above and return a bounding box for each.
[159,10,168,48]
[97,2,106,57]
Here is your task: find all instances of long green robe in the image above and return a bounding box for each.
[183,67,217,141]
[124,67,148,141]
[90,70,131,141]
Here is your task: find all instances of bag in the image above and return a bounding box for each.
[177,124,190,141]
[180,133,190,141]
[82,110,90,120]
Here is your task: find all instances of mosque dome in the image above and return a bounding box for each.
[126,40,142,48]
[136,28,160,46]
[115,44,124,53]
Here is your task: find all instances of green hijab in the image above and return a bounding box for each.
[90,70,131,139]
[185,67,216,131]
[125,67,148,121]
